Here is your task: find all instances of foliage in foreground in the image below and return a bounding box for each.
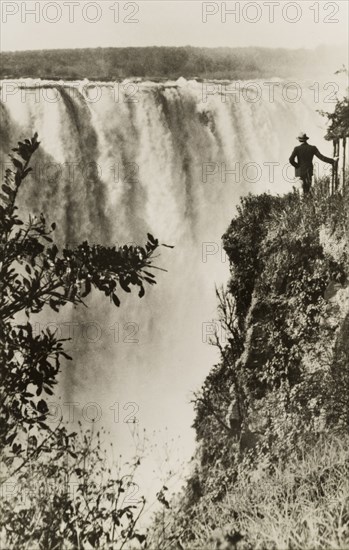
[1,424,147,550]
[0,135,165,549]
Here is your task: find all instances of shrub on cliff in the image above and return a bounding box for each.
[149,433,349,550]
[149,180,349,549]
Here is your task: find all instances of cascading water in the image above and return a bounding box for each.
[0,78,334,491]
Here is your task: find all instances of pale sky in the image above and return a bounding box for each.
[1,0,348,52]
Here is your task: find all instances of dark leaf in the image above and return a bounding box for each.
[37,400,48,414]
[112,293,120,307]
[81,279,91,298]
[6,432,17,446]
[2,184,13,196]
[11,157,23,170]
[138,285,145,298]
[119,278,131,293]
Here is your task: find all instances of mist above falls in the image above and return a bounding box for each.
[0,78,335,475]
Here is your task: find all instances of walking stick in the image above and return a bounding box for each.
[332,144,334,193]
[342,137,346,192]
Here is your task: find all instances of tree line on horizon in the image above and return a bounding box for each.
[0,44,344,81]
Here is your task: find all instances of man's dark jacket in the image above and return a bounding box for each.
[289,142,334,178]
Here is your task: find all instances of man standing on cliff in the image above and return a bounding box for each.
[289,132,338,194]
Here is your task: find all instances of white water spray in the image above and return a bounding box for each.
[0,78,333,486]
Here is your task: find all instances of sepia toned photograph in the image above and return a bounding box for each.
[0,1,348,548]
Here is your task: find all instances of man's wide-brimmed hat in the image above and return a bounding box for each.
[297,132,309,142]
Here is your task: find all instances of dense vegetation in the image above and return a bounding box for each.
[149,180,349,549]
[0,136,165,549]
[0,45,344,80]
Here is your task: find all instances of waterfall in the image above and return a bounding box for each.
[0,78,333,485]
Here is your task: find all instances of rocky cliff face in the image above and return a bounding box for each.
[221,186,349,448]
[149,183,349,549]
